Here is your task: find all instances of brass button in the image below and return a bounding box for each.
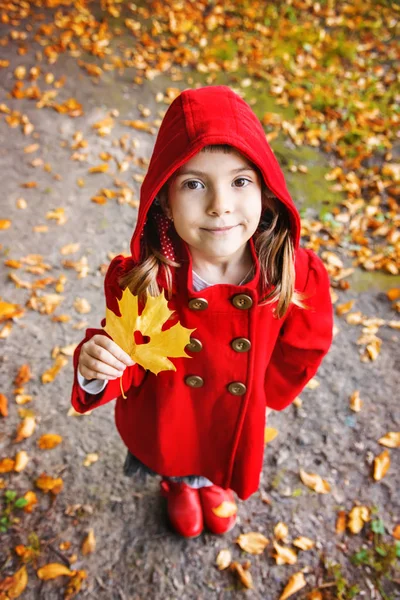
[231,338,251,353]
[231,294,253,310]
[186,338,203,353]
[185,375,204,388]
[227,382,247,396]
[188,298,208,311]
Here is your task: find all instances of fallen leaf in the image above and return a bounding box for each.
[83,453,98,467]
[264,427,278,443]
[216,549,232,570]
[299,469,330,493]
[292,536,315,550]
[212,501,237,518]
[0,565,28,597]
[65,569,87,598]
[392,524,400,540]
[335,510,347,534]
[373,449,390,481]
[14,364,31,386]
[229,561,253,589]
[236,532,269,554]
[272,541,298,565]
[274,522,289,541]
[23,490,38,513]
[38,434,63,449]
[37,563,74,580]
[386,288,400,301]
[336,300,356,315]
[279,571,306,599]
[14,451,29,472]
[0,458,15,473]
[306,378,319,389]
[41,355,68,383]
[0,393,8,417]
[35,473,63,495]
[348,506,370,534]
[14,416,36,443]
[378,432,400,448]
[81,529,96,555]
[88,164,109,174]
[349,390,362,412]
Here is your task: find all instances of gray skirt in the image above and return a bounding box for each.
[123,450,213,488]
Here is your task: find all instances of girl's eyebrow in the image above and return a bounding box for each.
[176,166,255,177]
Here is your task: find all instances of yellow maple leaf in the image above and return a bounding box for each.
[104,288,195,376]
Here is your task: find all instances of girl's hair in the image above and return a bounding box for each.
[119,145,306,319]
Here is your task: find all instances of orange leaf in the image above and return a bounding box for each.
[378,432,400,448]
[336,300,355,315]
[0,393,8,417]
[212,501,237,518]
[264,427,278,443]
[81,529,96,555]
[37,563,73,580]
[14,416,36,443]
[373,449,390,481]
[0,300,24,322]
[23,490,38,513]
[0,458,15,473]
[88,164,109,174]
[349,390,362,412]
[386,288,400,301]
[279,571,306,599]
[14,364,31,386]
[35,473,63,495]
[336,510,347,534]
[38,434,63,449]
[14,451,29,472]
[0,565,28,597]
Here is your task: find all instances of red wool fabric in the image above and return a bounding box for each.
[71,86,333,500]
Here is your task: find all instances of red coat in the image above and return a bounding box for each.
[71,86,333,500]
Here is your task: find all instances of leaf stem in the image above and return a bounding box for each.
[120,376,127,399]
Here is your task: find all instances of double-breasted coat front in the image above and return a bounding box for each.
[71,86,333,500]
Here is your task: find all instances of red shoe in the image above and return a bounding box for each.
[160,479,203,538]
[198,485,237,535]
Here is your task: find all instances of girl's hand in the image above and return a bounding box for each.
[78,334,135,381]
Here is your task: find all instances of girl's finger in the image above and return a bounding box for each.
[80,366,119,381]
[82,352,125,379]
[93,335,134,367]
[86,343,128,373]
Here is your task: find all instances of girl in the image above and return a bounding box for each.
[71,85,333,539]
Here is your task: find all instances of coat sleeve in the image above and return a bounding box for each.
[70,255,146,414]
[264,249,333,411]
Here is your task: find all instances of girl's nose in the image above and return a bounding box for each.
[206,190,233,216]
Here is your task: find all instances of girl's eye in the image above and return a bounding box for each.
[183,180,203,190]
[234,178,251,187]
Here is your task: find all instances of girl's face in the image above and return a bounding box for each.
[166,150,263,262]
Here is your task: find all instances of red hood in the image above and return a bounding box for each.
[130,85,300,260]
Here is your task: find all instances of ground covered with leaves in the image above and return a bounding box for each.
[0,0,399,598]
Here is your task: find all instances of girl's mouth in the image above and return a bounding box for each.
[202,225,237,234]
